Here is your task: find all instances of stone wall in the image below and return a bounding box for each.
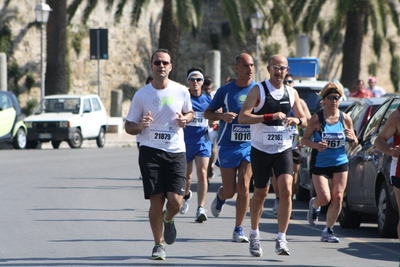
[7,0,399,117]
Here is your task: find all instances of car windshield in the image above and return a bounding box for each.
[34,98,81,114]
[295,88,321,115]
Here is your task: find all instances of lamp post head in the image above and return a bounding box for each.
[35,3,52,23]
[251,10,264,30]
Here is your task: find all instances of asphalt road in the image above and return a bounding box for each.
[1,145,399,266]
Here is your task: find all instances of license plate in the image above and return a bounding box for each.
[38,133,52,139]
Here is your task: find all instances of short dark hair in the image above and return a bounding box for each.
[186,67,204,77]
[203,76,213,86]
[145,75,153,84]
[150,49,171,64]
[285,72,293,79]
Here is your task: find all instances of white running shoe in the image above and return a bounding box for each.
[249,234,262,257]
[195,207,208,223]
[179,190,192,214]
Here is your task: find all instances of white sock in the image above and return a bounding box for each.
[277,232,286,241]
[250,229,259,236]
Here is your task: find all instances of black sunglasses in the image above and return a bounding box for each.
[326,95,340,101]
[189,77,203,82]
[153,60,170,66]
[283,80,293,84]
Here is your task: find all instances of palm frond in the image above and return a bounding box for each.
[82,0,100,24]
[130,0,148,26]
[221,0,245,44]
[115,0,128,24]
[67,0,84,24]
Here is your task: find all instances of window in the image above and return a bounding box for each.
[91,98,101,111]
[0,93,11,110]
[83,99,92,112]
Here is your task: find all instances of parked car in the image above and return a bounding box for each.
[339,95,400,238]
[0,91,27,149]
[344,97,387,137]
[24,94,108,149]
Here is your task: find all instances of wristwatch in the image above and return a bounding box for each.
[297,117,302,126]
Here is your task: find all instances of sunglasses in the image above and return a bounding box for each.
[189,77,203,82]
[326,95,340,101]
[153,60,170,66]
[269,65,289,71]
[283,80,293,85]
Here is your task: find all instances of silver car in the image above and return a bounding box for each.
[339,96,400,238]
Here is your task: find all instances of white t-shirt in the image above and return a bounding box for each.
[251,80,295,154]
[367,86,386,97]
[126,80,192,153]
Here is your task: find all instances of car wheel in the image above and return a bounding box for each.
[96,128,106,148]
[51,141,61,149]
[377,182,398,238]
[339,189,362,228]
[68,129,83,149]
[26,140,39,149]
[12,127,27,149]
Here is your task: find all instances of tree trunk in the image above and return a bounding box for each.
[340,2,368,92]
[45,0,68,95]
[159,0,180,81]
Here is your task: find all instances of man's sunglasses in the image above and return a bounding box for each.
[188,77,203,82]
[153,61,170,66]
[283,80,293,85]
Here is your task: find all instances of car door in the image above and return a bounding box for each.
[80,98,97,138]
[0,93,15,138]
[362,99,400,207]
[347,101,389,206]
[367,98,400,201]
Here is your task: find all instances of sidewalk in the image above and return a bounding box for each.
[40,132,137,149]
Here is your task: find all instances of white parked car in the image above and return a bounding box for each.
[24,94,108,149]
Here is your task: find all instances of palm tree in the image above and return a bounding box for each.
[288,0,400,91]
[46,0,68,95]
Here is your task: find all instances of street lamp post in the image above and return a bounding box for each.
[35,1,52,102]
[251,11,264,82]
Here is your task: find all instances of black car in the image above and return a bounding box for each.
[339,96,400,238]
[0,91,27,149]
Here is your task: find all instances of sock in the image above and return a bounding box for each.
[163,210,173,223]
[250,229,259,236]
[277,232,286,241]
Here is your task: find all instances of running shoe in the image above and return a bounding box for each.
[151,243,166,260]
[207,167,215,179]
[232,226,249,243]
[307,197,320,226]
[321,228,340,243]
[272,198,279,215]
[195,207,208,223]
[249,234,262,257]
[275,239,290,255]
[163,210,177,245]
[211,186,225,217]
[179,190,192,214]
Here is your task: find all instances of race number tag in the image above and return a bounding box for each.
[290,126,299,148]
[263,126,291,145]
[187,111,207,127]
[231,124,251,142]
[322,132,345,149]
[149,124,178,144]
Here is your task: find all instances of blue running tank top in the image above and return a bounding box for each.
[312,110,348,167]
[184,93,212,145]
